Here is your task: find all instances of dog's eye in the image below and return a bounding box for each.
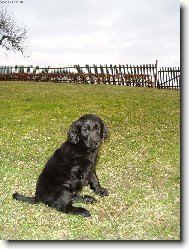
[94,123,100,131]
[83,125,90,132]
[78,173,84,179]
[75,171,84,179]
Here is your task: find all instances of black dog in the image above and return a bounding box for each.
[13,114,109,217]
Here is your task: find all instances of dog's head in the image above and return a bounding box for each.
[67,114,108,149]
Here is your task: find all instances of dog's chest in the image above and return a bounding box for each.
[74,154,96,170]
[73,151,98,179]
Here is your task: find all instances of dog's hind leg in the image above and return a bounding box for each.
[53,190,91,217]
[72,194,97,204]
[60,204,91,217]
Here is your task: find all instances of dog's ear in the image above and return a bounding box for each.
[101,120,108,140]
[67,121,81,144]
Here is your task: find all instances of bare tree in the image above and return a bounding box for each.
[0,8,28,54]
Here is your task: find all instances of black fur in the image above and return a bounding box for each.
[13,114,109,217]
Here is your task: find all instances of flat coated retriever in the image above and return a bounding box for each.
[13,114,109,217]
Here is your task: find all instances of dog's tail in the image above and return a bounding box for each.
[13,192,39,204]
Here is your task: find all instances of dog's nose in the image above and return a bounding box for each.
[91,141,98,148]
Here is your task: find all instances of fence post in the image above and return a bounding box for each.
[154,60,158,88]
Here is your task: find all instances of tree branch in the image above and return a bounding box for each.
[0,35,10,45]
[0,8,28,55]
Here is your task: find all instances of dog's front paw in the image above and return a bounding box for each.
[95,187,109,197]
[83,195,97,203]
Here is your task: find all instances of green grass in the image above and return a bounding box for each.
[0,81,180,240]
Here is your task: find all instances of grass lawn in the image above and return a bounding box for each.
[0,81,180,240]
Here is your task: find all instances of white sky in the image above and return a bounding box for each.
[0,0,180,67]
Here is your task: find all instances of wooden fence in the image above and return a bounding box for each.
[157,67,180,89]
[0,64,180,89]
